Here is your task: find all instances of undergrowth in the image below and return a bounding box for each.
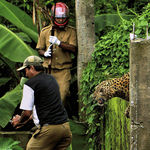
[80,4,150,149]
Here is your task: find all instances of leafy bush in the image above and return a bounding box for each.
[0,0,39,128]
[0,137,23,150]
[94,0,149,15]
[0,77,28,128]
[80,4,150,149]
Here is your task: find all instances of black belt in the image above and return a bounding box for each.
[33,124,49,138]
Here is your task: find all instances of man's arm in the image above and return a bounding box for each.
[12,110,32,129]
[59,42,77,53]
[37,42,77,57]
[49,36,77,53]
[38,49,46,57]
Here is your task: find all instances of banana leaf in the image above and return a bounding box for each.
[0,77,12,86]
[0,77,28,128]
[95,14,135,34]
[0,137,23,150]
[0,25,39,62]
[15,32,32,43]
[0,0,38,42]
[0,53,19,80]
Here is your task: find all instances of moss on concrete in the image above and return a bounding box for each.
[100,97,130,150]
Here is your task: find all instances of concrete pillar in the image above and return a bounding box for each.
[130,38,150,149]
[75,0,95,120]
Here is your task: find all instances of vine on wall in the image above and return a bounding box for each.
[80,4,150,149]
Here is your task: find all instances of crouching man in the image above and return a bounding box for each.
[12,55,72,150]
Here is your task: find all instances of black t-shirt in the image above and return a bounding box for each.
[20,72,68,125]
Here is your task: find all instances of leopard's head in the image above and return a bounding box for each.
[92,81,112,106]
[92,72,130,106]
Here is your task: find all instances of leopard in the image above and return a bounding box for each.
[92,72,130,118]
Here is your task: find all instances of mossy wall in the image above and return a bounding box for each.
[100,98,130,150]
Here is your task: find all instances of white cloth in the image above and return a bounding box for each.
[130,33,137,40]
[32,105,39,127]
[20,84,34,110]
[20,84,39,126]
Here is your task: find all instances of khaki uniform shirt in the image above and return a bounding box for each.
[36,24,77,69]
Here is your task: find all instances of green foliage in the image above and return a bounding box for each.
[0,0,38,42]
[0,25,38,63]
[0,53,20,92]
[80,3,150,149]
[94,0,149,15]
[69,119,89,150]
[0,0,76,130]
[66,0,76,27]
[66,144,72,150]
[95,14,135,42]
[0,137,23,150]
[6,0,33,17]
[0,0,39,99]
[0,0,39,92]
[0,77,12,86]
[0,77,28,128]
[95,14,135,32]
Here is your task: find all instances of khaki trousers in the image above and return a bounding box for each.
[47,68,71,107]
[26,122,72,150]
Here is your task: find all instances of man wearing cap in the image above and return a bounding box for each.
[36,2,77,107]
[12,55,72,149]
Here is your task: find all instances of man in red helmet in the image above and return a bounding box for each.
[36,2,77,107]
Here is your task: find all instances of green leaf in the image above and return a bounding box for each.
[20,77,29,88]
[90,127,96,134]
[0,87,22,128]
[0,77,12,86]
[95,14,135,34]
[0,0,38,42]
[0,77,27,128]
[69,119,87,135]
[0,25,39,62]
[0,137,23,150]
[0,53,19,80]
[88,138,93,143]
[15,32,32,43]
[88,115,94,124]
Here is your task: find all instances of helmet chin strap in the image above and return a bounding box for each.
[54,19,69,28]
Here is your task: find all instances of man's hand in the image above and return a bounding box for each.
[44,47,52,57]
[49,36,61,46]
[11,115,23,129]
[11,111,32,129]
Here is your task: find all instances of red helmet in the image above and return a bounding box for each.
[51,2,69,28]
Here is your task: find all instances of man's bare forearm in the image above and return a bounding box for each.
[59,42,77,53]
[19,110,32,124]
[11,110,32,128]
[38,49,45,56]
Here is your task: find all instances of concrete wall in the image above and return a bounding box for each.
[0,131,31,149]
[130,38,150,149]
[75,0,95,119]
